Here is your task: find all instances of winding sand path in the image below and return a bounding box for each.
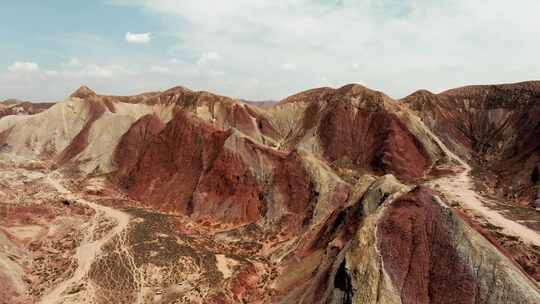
[39,173,131,304]
[417,118,540,247]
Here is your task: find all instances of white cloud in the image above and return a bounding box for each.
[66,57,82,67]
[84,65,116,78]
[109,0,540,99]
[207,69,225,77]
[45,70,59,77]
[5,0,540,102]
[58,57,125,79]
[125,32,151,44]
[1,59,142,101]
[150,65,170,73]
[197,52,221,66]
[280,63,297,71]
[8,61,40,73]
[62,64,126,79]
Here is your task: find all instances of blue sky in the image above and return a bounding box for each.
[2,0,540,101]
[1,2,164,66]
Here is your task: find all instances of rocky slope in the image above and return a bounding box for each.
[0,82,539,303]
[403,81,540,206]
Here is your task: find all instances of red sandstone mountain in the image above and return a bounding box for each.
[403,81,540,205]
[0,82,539,303]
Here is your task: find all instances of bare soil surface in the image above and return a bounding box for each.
[39,173,132,304]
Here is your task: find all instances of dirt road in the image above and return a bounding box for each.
[416,117,540,247]
[39,173,131,304]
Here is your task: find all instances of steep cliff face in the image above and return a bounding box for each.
[114,111,242,219]
[112,114,166,178]
[112,110,325,227]
[377,187,540,304]
[269,84,436,182]
[345,184,540,304]
[378,187,477,303]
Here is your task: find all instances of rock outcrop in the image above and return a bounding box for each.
[346,185,540,304]
[377,187,540,304]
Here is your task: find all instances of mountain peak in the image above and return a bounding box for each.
[70,85,97,99]
[409,89,436,97]
[163,85,192,95]
[336,83,372,94]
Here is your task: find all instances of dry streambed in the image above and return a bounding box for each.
[39,173,132,304]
